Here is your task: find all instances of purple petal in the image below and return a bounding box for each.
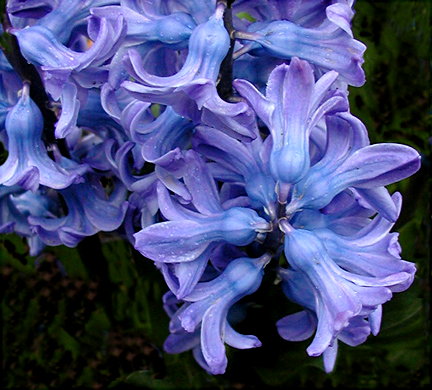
[336,143,422,189]
[55,82,80,139]
[200,302,228,374]
[323,342,338,373]
[133,219,213,263]
[277,311,316,341]
[224,322,262,349]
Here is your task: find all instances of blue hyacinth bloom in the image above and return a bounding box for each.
[121,4,258,140]
[134,151,271,262]
[234,58,348,187]
[286,130,421,215]
[193,125,277,215]
[133,150,271,297]
[279,224,413,360]
[29,175,128,247]
[0,0,423,377]
[166,254,270,374]
[0,84,87,191]
[234,1,366,86]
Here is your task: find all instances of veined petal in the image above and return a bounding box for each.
[233,78,273,129]
[161,245,215,300]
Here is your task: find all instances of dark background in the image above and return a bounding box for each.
[1,1,430,389]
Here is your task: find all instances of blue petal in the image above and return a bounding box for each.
[277,311,316,341]
[224,323,262,349]
[322,342,338,373]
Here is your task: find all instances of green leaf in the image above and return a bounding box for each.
[125,370,177,389]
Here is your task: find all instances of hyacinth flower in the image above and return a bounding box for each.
[28,175,128,248]
[10,0,127,136]
[279,224,413,362]
[121,3,258,140]
[285,117,421,216]
[0,84,87,191]
[134,150,271,297]
[192,125,277,216]
[0,0,423,378]
[1,185,58,255]
[312,193,416,288]
[276,268,375,373]
[166,254,270,374]
[292,111,404,222]
[234,58,348,189]
[123,105,196,166]
[233,2,366,86]
[91,4,196,48]
[134,150,271,261]
[11,0,125,77]
[162,290,225,374]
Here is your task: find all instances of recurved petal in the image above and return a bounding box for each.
[336,143,422,189]
[277,310,316,342]
[163,329,200,354]
[353,187,399,222]
[233,78,273,129]
[163,246,214,300]
[200,302,229,374]
[322,342,338,373]
[224,323,262,349]
[182,150,222,215]
[54,82,80,139]
[12,25,80,68]
[325,3,354,36]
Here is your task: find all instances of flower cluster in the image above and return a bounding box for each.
[0,0,421,375]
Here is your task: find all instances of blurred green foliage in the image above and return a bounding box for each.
[1,1,430,389]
